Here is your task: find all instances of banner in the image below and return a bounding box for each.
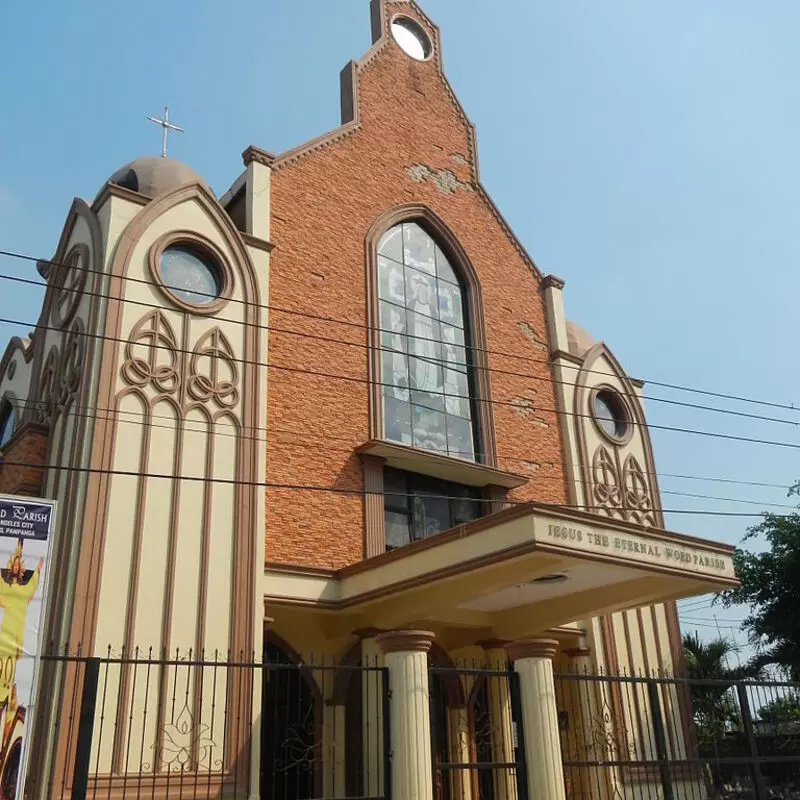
[0,495,57,800]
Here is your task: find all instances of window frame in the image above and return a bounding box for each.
[365,205,497,468]
[382,467,486,552]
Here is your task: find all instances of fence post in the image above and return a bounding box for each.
[736,683,767,800]
[70,658,100,800]
[382,667,392,800]
[509,668,529,800]
[646,680,674,800]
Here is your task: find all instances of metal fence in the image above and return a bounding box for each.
[34,650,390,800]
[554,670,800,800]
[429,662,527,800]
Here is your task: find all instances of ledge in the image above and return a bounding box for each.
[355,439,528,489]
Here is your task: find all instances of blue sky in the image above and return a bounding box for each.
[2,0,799,661]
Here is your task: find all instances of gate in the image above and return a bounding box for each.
[429,662,527,800]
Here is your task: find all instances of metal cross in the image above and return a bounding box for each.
[146,106,184,158]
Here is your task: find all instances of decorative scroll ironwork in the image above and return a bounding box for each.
[145,702,217,773]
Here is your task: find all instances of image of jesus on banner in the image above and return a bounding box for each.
[0,538,42,759]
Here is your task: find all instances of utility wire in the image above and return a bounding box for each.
[0,266,795,432]
[0,451,781,518]
[3,306,800,459]
[17,388,795,513]
[11,388,798,495]
[3,246,800,416]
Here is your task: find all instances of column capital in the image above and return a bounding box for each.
[506,638,560,662]
[376,629,435,655]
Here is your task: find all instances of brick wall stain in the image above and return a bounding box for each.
[266,11,568,568]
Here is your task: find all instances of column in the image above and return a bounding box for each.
[484,644,518,800]
[376,630,435,800]
[506,639,566,800]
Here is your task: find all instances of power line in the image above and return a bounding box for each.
[0,393,789,531]
[0,451,782,518]
[1,266,796,433]
[9,389,796,505]
[3,246,800,416]
[4,306,800,460]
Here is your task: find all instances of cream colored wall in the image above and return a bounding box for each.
[544,283,693,799]
[75,183,270,776]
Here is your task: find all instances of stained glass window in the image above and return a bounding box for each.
[377,222,477,461]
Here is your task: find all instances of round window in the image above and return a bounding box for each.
[159,246,222,307]
[593,390,628,440]
[390,17,432,61]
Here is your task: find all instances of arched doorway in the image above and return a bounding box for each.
[260,636,320,800]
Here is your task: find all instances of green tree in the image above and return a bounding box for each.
[758,693,800,725]
[717,497,800,681]
[682,633,747,746]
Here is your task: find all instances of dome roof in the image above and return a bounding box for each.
[566,320,596,358]
[108,156,209,200]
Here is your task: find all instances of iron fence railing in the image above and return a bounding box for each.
[554,670,800,800]
[31,651,391,800]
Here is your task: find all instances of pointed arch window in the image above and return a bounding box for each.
[377,222,477,461]
[0,403,15,449]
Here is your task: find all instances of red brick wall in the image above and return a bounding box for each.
[265,4,568,568]
[0,424,49,497]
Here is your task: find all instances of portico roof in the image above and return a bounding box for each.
[264,502,737,643]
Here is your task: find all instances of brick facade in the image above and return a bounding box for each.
[265,2,568,568]
[0,423,49,497]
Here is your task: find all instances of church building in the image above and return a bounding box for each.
[0,2,737,799]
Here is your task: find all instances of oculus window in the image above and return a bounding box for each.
[593,389,628,441]
[384,467,484,551]
[378,222,477,461]
[159,246,222,306]
[390,17,432,61]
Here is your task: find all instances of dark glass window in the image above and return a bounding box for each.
[384,467,484,551]
[377,222,477,461]
[593,390,628,440]
[0,404,15,449]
